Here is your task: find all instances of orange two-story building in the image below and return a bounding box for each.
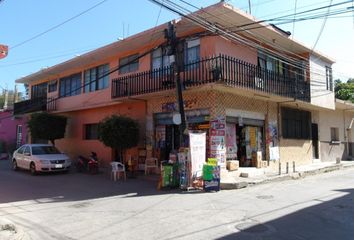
[15,2,341,170]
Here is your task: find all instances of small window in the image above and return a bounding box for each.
[119,54,139,74]
[185,39,200,63]
[152,48,171,70]
[48,80,58,93]
[84,124,99,140]
[330,127,339,141]
[326,66,333,91]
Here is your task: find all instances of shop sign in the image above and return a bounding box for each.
[162,99,197,112]
[189,132,206,178]
[210,129,225,136]
[207,158,217,166]
[172,112,181,125]
[0,45,8,59]
[270,146,280,161]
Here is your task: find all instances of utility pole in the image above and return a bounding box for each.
[164,21,187,147]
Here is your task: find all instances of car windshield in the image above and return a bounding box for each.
[32,146,61,155]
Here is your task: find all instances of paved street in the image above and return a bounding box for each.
[1,159,354,240]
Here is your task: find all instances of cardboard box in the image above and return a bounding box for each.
[256,151,263,168]
[227,160,239,171]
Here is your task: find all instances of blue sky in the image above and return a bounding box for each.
[1,0,353,93]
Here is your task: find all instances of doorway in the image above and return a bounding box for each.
[312,123,319,159]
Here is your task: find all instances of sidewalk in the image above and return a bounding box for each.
[0,218,29,240]
[220,160,354,190]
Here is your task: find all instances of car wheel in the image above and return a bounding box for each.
[12,160,18,171]
[30,162,37,176]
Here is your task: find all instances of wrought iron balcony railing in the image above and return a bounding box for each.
[13,97,57,115]
[112,54,310,102]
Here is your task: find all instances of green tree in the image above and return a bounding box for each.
[335,78,354,103]
[27,112,67,145]
[98,115,140,162]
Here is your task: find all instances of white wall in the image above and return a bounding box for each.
[310,55,335,109]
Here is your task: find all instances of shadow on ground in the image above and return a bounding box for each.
[218,188,354,240]
[0,159,188,204]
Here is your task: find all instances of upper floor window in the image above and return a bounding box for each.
[185,38,200,64]
[31,82,47,99]
[152,48,171,70]
[119,54,139,74]
[326,66,333,91]
[59,73,82,97]
[84,64,109,93]
[48,80,57,93]
[258,50,305,81]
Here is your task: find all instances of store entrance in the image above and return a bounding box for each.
[236,124,265,167]
[156,122,209,161]
[164,125,180,160]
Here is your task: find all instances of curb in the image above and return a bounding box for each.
[220,162,354,190]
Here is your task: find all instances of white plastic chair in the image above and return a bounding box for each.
[110,162,126,181]
[145,157,158,175]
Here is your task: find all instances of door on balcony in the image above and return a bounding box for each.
[312,123,319,159]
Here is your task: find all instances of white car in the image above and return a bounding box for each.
[12,144,71,175]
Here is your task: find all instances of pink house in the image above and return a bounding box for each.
[0,109,27,158]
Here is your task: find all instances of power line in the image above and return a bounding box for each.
[149,0,342,95]
[234,0,353,29]
[157,1,329,79]
[10,0,109,50]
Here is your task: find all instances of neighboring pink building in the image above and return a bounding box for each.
[0,110,27,157]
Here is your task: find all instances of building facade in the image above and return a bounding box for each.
[0,110,28,157]
[14,2,347,170]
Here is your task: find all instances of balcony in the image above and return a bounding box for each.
[13,97,57,115]
[112,54,310,102]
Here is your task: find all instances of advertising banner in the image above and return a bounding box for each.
[0,45,8,59]
[189,132,206,178]
[203,165,220,192]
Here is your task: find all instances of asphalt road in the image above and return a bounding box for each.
[1,159,354,240]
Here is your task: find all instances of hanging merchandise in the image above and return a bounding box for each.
[226,123,237,160]
[210,116,226,167]
[178,148,190,190]
[249,127,257,148]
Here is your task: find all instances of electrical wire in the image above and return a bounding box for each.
[150,0,344,96]
[10,0,109,50]
[5,1,348,118]
[233,0,353,29]
[167,0,353,84]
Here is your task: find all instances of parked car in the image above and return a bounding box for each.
[12,144,71,175]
